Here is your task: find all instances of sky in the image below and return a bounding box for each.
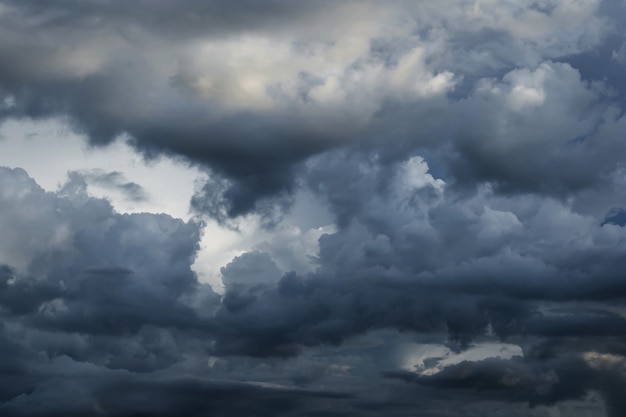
[0,0,626,416]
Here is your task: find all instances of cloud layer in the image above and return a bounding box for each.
[2,0,623,215]
[1,0,626,416]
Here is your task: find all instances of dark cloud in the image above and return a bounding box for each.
[1,0,622,216]
[0,166,215,366]
[2,0,626,415]
[0,348,354,417]
[0,0,331,39]
[397,340,626,417]
[202,150,626,413]
[3,143,626,415]
[78,169,149,202]
[602,207,626,227]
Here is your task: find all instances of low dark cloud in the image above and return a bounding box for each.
[4,163,625,415]
[0,167,214,366]
[2,0,626,415]
[402,340,626,417]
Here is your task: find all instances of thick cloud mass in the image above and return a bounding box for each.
[1,0,626,416]
[2,0,623,216]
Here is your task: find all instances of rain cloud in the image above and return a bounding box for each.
[1,1,626,416]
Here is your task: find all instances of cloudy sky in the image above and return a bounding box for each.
[1,0,626,416]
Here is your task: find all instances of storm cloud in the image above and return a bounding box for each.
[1,0,623,214]
[1,0,626,416]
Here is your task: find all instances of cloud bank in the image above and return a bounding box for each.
[1,0,626,416]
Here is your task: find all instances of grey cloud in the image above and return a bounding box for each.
[6,154,624,414]
[220,251,283,313]
[0,167,362,415]
[0,0,331,39]
[0,0,621,217]
[0,164,622,413]
[78,169,149,202]
[0,350,354,417]
[201,151,626,412]
[221,251,283,289]
[602,207,626,227]
[0,0,349,216]
[2,1,626,415]
[0,166,215,368]
[405,341,626,417]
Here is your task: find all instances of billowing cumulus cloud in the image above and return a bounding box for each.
[1,0,626,416]
[2,0,622,216]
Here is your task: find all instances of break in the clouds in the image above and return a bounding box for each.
[1,0,626,416]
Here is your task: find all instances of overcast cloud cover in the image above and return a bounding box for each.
[1,0,626,415]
